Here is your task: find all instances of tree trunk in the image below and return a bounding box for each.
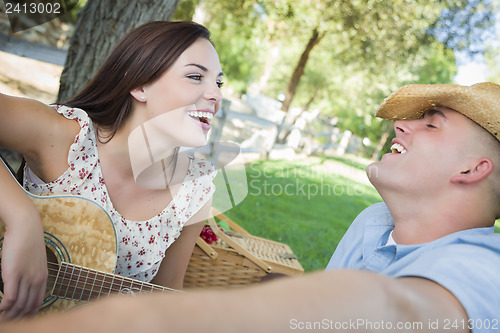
[280,27,324,114]
[57,0,180,102]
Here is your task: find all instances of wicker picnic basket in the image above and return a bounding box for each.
[183,209,304,288]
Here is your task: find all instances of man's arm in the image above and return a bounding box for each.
[0,269,468,332]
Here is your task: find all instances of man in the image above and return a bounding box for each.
[327,82,500,332]
[1,82,499,332]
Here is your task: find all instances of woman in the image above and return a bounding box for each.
[0,21,222,320]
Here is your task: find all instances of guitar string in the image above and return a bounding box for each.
[48,267,170,301]
[47,265,169,299]
[0,260,159,299]
[49,264,174,294]
[45,262,179,301]
[0,264,168,302]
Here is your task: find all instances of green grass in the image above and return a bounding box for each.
[214,156,381,272]
[320,154,371,172]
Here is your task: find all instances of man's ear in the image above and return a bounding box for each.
[450,158,494,184]
[130,87,147,102]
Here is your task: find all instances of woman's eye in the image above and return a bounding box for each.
[187,74,203,81]
[217,81,224,88]
[426,124,437,129]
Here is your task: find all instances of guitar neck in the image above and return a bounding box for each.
[49,261,179,302]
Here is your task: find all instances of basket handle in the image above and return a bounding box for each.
[195,237,218,259]
[207,217,273,273]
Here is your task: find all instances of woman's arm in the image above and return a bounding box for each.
[0,93,54,156]
[151,199,211,290]
[0,93,79,181]
[0,92,78,320]
[0,160,47,320]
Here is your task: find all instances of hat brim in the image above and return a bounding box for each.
[375,83,500,140]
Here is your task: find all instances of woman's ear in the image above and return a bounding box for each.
[450,158,494,184]
[130,87,147,102]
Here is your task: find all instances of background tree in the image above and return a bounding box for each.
[172,0,496,157]
[57,0,181,102]
[277,0,496,115]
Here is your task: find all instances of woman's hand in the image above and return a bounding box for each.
[0,210,47,321]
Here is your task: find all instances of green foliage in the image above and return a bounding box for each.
[215,219,231,232]
[212,31,262,95]
[172,0,200,20]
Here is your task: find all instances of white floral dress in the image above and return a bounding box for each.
[24,105,217,282]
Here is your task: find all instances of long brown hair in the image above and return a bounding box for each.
[65,21,212,142]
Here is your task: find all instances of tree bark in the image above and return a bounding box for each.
[280,27,324,114]
[57,0,181,102]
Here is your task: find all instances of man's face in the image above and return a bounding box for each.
[367,107,478,196]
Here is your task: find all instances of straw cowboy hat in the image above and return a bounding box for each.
[375,82,500,141]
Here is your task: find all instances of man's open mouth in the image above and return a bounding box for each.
[390,143,407,154]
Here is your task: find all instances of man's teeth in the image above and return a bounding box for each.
[187,111,213,121]
[390,143,407,154]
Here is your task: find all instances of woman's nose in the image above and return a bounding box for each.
[205,83,222,103]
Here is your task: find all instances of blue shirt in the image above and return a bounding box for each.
[327,202,500,333]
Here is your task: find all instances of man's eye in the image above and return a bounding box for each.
[426,124,437,129]
[217,81,224,88]
[187,74,203,81]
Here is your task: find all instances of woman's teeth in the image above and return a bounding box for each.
[187,111,213,123]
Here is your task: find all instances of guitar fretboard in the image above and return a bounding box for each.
[48,262,178,302]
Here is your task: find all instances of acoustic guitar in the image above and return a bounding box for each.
[0,192,178,314]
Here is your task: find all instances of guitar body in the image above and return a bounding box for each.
[0,192,117,314]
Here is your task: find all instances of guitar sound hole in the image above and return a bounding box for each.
[45,246,59,295]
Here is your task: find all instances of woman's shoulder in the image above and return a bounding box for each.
[0,96,77,156]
